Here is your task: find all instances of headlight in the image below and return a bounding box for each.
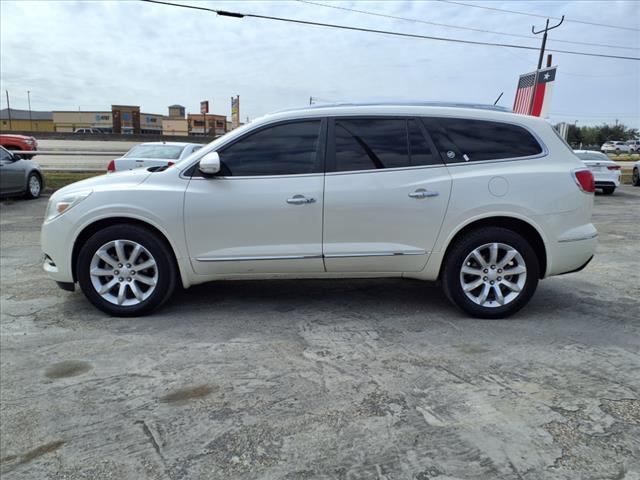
[45,190,92,222]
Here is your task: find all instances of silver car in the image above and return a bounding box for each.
[0,145,44,199]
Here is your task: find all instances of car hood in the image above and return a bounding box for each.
[52,167,152,198]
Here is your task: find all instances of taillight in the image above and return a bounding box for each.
[573,169,595,193]
[107,159,115,172]
[607,165,621,170]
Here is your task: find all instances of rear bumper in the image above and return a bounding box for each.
[546,225,598,277]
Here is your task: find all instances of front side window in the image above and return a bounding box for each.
[424,118,543,162]
[219,121,322,176]
[334,119,409,172]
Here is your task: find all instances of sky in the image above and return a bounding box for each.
[1,0,639,128]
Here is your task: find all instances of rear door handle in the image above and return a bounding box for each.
[409,189,439,199]
[287,194,316,205]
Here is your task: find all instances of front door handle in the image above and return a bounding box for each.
[409,189,439,199]
[287,194,316,205]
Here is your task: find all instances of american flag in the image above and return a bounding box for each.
[513,71,537,115]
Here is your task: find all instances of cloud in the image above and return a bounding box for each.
[1,0,638,127]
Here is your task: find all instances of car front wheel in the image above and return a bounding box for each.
[633,168,640,186]
[442,227,539,319]
[24,172,42,199]
[77,225,177,316]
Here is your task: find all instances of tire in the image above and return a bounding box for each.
[24,172,42,199]
[442,227,540,319]
[633,168,640,187]
[615,148,620,155]
[77,225,177,316]
[602,186,615,195]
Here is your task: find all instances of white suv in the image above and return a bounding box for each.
[41,103,598,318]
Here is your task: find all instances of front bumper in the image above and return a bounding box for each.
[41,216,76,285]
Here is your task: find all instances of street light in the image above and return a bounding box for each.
[27,90,33,131]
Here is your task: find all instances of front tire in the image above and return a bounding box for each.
[602,186,615,195]
[442,227,540,319]
[633,168,640,186]
[77,225,177,316]
[24,172,42,199]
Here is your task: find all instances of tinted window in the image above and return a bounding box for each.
[219,121,321,176]
[408,119,439,166]
[425,118,542,162]
[335,119,409,171]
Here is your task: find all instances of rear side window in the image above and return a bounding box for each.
[219,121,322,176]
[334,118,441,172]
[424,118,543,162]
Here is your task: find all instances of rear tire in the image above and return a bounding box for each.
[24,172,42,199]
[633,168,640,187]
[77,225,177,316]
[442,227,539,319]
[602,186,615,195]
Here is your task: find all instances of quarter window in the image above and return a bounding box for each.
[424,118,543,162]
[219,121,322,176]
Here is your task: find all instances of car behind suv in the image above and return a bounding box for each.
[41,103,597,318]
[601,141,631,155]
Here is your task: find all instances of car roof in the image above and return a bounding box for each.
[257,101,545,128]
[135,142,198,147]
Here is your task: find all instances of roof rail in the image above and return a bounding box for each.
[275,101,513,114]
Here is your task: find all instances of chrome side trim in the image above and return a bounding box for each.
[196,251,428,262]
[558,232,598,243]
[324,251,427,258]
[196,254,323,262]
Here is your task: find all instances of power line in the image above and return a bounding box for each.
[140,0,640,62]
[297,0,638,51]
[439,0,640,32]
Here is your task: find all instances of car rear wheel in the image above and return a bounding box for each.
[24,172,42,199]
[602,186,615,195]
[615,148,621,155]
[442,227,539,319]
[77,225,177,316]
[633,168,640,186]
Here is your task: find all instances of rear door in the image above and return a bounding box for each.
[184,119,326,275]
[322,117,452,272]
[0,148,25,194]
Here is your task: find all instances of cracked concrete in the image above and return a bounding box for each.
[1,187,639,479]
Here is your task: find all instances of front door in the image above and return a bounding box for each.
[0,148,25,194]
[323,117,452,272]
[184,119,326,275]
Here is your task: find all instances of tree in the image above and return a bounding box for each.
[555,122,638,148]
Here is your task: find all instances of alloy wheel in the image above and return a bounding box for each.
[89,239,158,306]
[459,242,527,308]
[29,175,41,197]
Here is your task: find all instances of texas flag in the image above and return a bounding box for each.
[513,66,557,118]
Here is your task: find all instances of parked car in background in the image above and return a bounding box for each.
[601,141,631,155]
[74,128,102,134]
[107,142,203,172]
[627,140,640,153]
[42,102,598,319]
[633,161,640,186]
[0,133,38,159]
[0,146,43,198]
[574,150,621,195]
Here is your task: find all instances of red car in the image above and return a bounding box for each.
[0,134,38,159]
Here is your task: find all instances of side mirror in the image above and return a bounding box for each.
[199,151,221,176]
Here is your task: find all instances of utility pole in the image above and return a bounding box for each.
[27,90,33,131]
[532,16,564,70]
[5,90,12,130]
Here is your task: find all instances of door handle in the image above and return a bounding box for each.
[408,189,439,199]
[286,194,316,205]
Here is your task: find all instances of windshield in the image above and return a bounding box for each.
[124,144,185,159]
